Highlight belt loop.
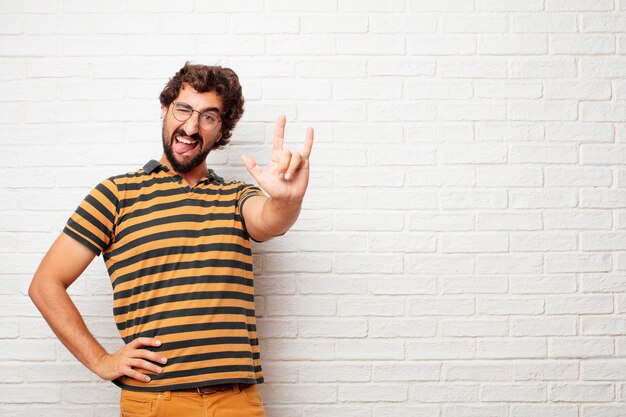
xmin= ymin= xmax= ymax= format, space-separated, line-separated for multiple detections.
xmin=162 ymin=390 xmax=171 ymax=400
xmin=233 ymin=383 xmax=241 ymax=393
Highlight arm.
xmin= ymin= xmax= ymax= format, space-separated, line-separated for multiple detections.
xmin=240 ymin=114 xmax=313 ymax=242
xmin=29 ymin=233 xmax=167 ymax=383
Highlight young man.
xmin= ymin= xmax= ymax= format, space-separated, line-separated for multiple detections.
xmin=29 ymin=62 xmax=313 ymax=416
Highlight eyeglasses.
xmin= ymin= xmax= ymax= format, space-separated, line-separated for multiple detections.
xmin=170 ymin=102 xmax=222 ymax=131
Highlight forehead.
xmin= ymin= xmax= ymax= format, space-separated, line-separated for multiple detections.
xmin=175 ymin=83 xmax=223 ymax=113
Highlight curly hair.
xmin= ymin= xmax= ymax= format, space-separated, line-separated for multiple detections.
xmin=159 ymin=62 xmax=244 ymax=148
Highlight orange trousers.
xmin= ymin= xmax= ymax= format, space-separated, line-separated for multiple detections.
xmin=119 ymin=383 xmax=266 ymax=417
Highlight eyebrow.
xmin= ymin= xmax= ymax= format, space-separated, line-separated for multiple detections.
xmin=176 ymin=102 xmax=221 ymax=114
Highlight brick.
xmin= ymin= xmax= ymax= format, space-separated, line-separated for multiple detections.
xmin=367 ymin=276 xmax=436 ymax=295
xmin=441 ymin=275 xmax=508 ymax=294
xmin=408 ymin=35 xmax=477 ymax=55
xmin=440 ymin=190 xmax=508 ymax=209
xmin=478 ymin=298 xmax=544 ymax=315
xmin=511 ymin=232 xmax=577 ymax=252
xmin=481 ymin=383 xmax=545 ymax=401
xmin=509 ymin=275 xmax=578 ymax=295
xmin=334 ymin=253 xmax=403 ymax=274
xmin=266 ymin=0 xmax=337 ymax=11
xmin=510 ymin=189 xmax=578 ymax=209
xmin=370 ymin=14 xmax=437 ymax=33
xmin=477 ymin=0 xmax=543 ymax=11
xmin=406 ymin=254 xmax=475 ymax=274
xmin=439 ymin=59 xmax=508 ymax=78
xmin=546 ymin=253 xmax=612 ymax=273
xmin=408 ymin=0 xmax=474 ymax=12
xmin=368 ymin=318 xmax=436 ymax=338
xmin=299 ymin=318 xmax=367 ymax=337
xmin=511 ymin=14 xmax=578 ymax=33
xmin=511 ymin=317 xmax=578 ymax=336
xmin=338 ymin=297 xmax=405 ymax=317
xmin=339 ymin=384 xmax=407 ymax=402
xmin=549 ymin=383 xmax=614 ymax=402
xmin=407 ymin=339 xmax=476 ymax=360
xmin=410 ymin=384 xmax=478 ymax=402
xmin=231 ymin=15 xmax=298 ymax=34
xmin=405 ymin=80 xmax=473 ymax=99
xmin=300 ymin=363 xmax=371 ymax=382
xmin=477 ymin=254 xmax=543 ymax=274
xmin=335 ymin=339 xmax=405 ymax=360
xmin=475 ymin=81 xmax=542 ymax=99
xmin=546 ymin=0 xmax=614 ymax=11
xmin=410 ymin=212 xmax=474 ymax=231
xmin=479 ymin=35 xmax=547 ymax=55
xmin=549 ymin=337 xmax=614 ymax=358
xmin=442 ymin=320 xmax=508 ymax=337
xmin=478 ymin=338 xmax=547 ymax=358
xmin=301 ymin=15 xmax=368 ymax=33
xmin=477 ymin=167 xmax=542 ymax=187
xmin=582 ymin=14 xmax=626 ymax=32
xmin=373 ymin=363 xmax=439 ymax=381
xmin=440 ymin=233 xmax=508 ymax=253
xmin=443 ymin=15 xmax=509 ymax=33
xmin=551 ymin=35 xmax=616 ymax=55
xmin=338 ymin=35 xmax=405 ymax=55
xmin=368 ymin=58 xmax=434 ymax=77
xmin=408 ymin=297 xmax=474 ymax=315
xmin=510 ymin=58 xmax=577 ymax=78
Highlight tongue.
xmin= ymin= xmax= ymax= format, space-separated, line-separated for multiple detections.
xmin=174 ymin=139 xmax=197 ymax=154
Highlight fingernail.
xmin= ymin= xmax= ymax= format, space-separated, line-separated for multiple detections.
xmin=278 ymin=173 xmax=284 ymax=179
xmin=155 ymin=340 xmax=161 ymax=346
xmin=156 ymin=367 xmax=162 ymax=373
xmin=161 ymin=358 xmax=167 ymax=364
xmin=145 ymin=377 xmax=151 ymax=382
xmin=284 ymin=172 xmax=291 ymax=180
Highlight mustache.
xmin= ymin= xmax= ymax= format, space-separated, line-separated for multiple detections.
xmin=174 ymin=129 xmax=202 ymax=142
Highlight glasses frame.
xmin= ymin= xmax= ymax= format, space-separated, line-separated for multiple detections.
xmin=170 ymin=101 xmax=222 ymax=132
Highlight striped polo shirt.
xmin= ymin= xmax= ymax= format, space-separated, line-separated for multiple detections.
xmin=63 ymin=159 xmax=265 ymax=392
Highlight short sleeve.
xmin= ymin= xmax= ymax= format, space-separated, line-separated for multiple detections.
xmin=236 ymin=183 xmax=265 ymax=242
xmin=63 ymin=178 xmax=119 ymax=256
xmin=237 ymin=183 xmax=265 ymax=213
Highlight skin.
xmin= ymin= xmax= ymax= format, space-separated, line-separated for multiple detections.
xmin=28 ymin=82 xmax=314 ymax=383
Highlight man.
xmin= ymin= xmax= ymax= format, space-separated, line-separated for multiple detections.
xmin=29 ymin=62 xmax=313 ymax=416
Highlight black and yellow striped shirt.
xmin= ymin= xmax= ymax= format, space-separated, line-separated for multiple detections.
xmin=64 ymin=159 xmax=265 ymax=392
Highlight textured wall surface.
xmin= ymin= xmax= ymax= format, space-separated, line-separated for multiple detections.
xmin=1 ymin=1 xmax=626 ymax=416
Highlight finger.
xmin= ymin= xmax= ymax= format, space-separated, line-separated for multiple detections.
xmin=133 ymin=348 xmax=168 ymax=365
xmin=277 ymin=149 xmax=292 ymax=178
xmin=129 ymin=337 xmax=161 ymax=349
xmin=272 ymin=114 xmax=286 ymax=152
xmin=129 ymin=358 xmax=163 ymax=374
xmin=241 ymin=155 xmax=263 ymax=182
xmin=125 ymin=367 xmax=152 ymax=383
xmin=284 ymin=152 xmax=302 ymax=180
xmin=302 ymin=127 xmax=314 ymax=159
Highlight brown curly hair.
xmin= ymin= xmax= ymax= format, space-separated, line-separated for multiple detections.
xmin=159 ymin=62 xmax=244 ymax=148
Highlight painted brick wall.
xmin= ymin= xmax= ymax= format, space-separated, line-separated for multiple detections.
xmin=1 ymin=1 xmax=626 ymax=416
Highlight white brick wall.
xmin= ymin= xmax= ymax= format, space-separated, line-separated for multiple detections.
xmin=1 ymin=1 xmax=625 ymax=416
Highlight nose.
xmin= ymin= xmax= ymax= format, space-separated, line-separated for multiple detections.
xmin=182 ymin=111 xmax=200 ymax=136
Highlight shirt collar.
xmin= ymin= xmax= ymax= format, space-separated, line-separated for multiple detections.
xmin=142 ymin=159 xmax=224 ymax=183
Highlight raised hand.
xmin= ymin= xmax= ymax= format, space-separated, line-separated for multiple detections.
xmin=241 ymin=114 xmax=314 ymax=202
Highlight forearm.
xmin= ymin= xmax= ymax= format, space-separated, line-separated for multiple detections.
xmin=29 ymin=278 xmax=107 ymax=375
xmin=257 ymin=196 xmax=303 ymax=238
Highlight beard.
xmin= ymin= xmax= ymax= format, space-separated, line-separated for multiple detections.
xmin=162 ymin=125 xmax=213 ymax=174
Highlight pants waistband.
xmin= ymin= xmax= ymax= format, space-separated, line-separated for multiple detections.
xmin=175 ymin=383 xmax=251 ymax=395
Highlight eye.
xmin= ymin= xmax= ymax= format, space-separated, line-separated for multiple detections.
xmin=174 ymin=103 xmax=192 ymax=113
xmin=200 ymin=112 xmax=219 ymax=122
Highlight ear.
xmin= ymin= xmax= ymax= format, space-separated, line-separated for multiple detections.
xmin=161 ymin=105 xmax=168 ymax=119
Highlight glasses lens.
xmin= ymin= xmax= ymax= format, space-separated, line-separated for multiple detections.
xmin=172 ymin=104 xmax=192 ymax=122
xmin=199 ymin=112 xmax=220 ymax=130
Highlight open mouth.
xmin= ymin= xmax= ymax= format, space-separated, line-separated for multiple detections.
xmin=173 ymin=133 xmax=200 ymax=155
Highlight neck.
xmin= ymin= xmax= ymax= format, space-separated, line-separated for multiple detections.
xmin=159 ymin=153 xmax=208 ymax=188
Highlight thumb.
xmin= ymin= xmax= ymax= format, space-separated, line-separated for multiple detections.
xmin=241 ymin=155 xmax=262 ymax=182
